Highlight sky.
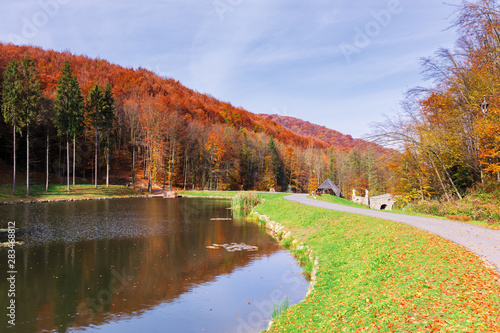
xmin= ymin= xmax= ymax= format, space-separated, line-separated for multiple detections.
xmin=0 ymin=0 xmax=462 ymax=138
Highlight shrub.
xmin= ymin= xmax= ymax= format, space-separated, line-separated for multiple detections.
xmin=402 ymin=190 xmax=500 ymax=224
xmin=231 ymin=192 xmax=261 ymax=210
xmin=446 ymin=215 xmax=472 ymax=222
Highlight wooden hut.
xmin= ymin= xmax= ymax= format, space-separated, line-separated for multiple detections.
xmin=316 ymin=179 xmax=344 ymax=197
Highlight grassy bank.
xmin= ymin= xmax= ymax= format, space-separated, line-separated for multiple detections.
xmin=310 ymin=194 xmax=500 ymax=230
xmin=310 ymin=194 xmax=368 ymax=209
xmin=181 ymin=190 xmax=287 ymax=201
xmin=181 ymin=190 xmax=240 ymax=198
xmin=255 ymin=197 xmax=500 ymax=332
xmin=0 ymin=184 xmax=145 ymax=204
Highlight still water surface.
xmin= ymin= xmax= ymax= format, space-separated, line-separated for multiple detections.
xmin=0 ymin=198 xmax=308 ymax=333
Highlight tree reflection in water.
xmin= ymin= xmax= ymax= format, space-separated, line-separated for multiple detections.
xmin=0 ymin=198 xmax=308 ymax=333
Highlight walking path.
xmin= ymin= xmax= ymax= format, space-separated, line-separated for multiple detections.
xmin=285 ymin=194 xmax=500 ymax=275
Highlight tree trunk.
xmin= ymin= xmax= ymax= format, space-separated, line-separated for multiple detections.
xmin=169 ymin=141 xmax=175 ymax=190
xmin=432 ymin=151 xmax=463 ymax=200
xmin=83 ymin=134 xmax=86 ymax=180
xmin=427 ymin=154 xmax=450 ymax=202
xmin=58 ymin=136 xmax=61 ymax=177
xmin=116 ymin=130 xmax=121 ymax=180
xmin=26 ymin=124 xmax=30 ymax=197
xmin=73 ymin=135 xmax=76 ymax=186
xmin=46 ymin=128 xmax=49 ymax=193
xmin=132 ymin=143 xmax=135 ymax=189
xmin=106 ymin=131 xmax=110 ymax=188
xmin=183 ymin=159 xmax=187 ymax=191
xmin=143 ymin=149 xmax=146 ymax=179
xmin=95 ymin=127 xmax=98 ymax=188
xmin=148 ymin=148 xmax=152 ymax=194
xmin=148 ymin=166 xmax=152 ymax=194
xmin=13 ymin=124 xmax=16 ymax=196
xmin=67 ymin=136 xmax=70 ymax=191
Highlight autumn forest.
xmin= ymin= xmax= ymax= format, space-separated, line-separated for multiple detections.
xmin=0 ymin=43 xmax=393 ymax=197
xmin=2 ymin=1 xmax=500 ymax=205
xmin=372 ymin=0 xmax=500 ymax=204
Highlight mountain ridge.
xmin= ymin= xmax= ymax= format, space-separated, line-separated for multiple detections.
xmin=0 ymin=43 xmax=393 ymax=193
xmin=260 ymin=114 xmax=388 ymax=154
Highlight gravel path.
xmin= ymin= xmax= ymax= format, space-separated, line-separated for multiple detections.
xmin=285 ymin=194 xmax=500 ymax=275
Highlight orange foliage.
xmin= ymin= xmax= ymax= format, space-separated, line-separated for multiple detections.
xmin=0 ymin=43 xmax=327 ymax=151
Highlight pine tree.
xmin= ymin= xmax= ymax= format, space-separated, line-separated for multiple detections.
xmin=40 ymin=95 xmax=55 ymax=192
xmin=86 ymin=83 xmax=104 ymax=188
xmin=54 ymin=60 xmax=84 ymax=191
xmin=19 ymin=54 xmax=42 ymax=196
xmin=5 ymin=54 xmax=43 ymax=197
xmin=1 ymin=60 xmax=22 ymax=195
xmin=101 ymin=83 xmax=116 ymax=188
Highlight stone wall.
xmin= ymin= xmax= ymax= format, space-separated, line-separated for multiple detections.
xmin=352 ymin=195 xmax=369 ymax=206
xmin=369 ymin=194 xmax=395 ymax=210
xmin=352 ymin=193 xmax=395 ymax=210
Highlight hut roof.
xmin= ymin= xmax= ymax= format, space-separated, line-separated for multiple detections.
xmin=317 ymin=179 xmax=343 ymax=197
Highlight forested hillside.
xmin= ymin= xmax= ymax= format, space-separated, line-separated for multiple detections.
xmin=0 ymin=43 xmax=394 ymax=195
xmin=261 ymin=114 xmax=388 ymax=153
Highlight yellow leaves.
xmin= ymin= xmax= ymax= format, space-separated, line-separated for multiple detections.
xmin=476 ymin=107 xmax=500 ymax=174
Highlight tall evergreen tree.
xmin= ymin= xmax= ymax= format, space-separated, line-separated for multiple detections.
xmin=19 ymin=54 xmax=42 ymax=196
xmin=54 ymin=61 xmax=84 ymax=191
xmin=86 ymin=83 xmax=104 ymax=188
xmin=40 ymin=95 xmax=55 ymax=193
xmin=101 ymin=83 xmax=116 ymax=188
xmin=1 ymin=60 xmax=22 ymax=195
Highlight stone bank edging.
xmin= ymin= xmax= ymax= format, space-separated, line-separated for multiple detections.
xmin=251 ymin=211 xmax=320 ymax=331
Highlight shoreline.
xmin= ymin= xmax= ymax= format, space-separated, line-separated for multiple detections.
xmin=250 ymin=211 xmax=319 ymax=331
xmin=4 ymin=190 xmax=499 ymax=331
xmin=0 ymin=184 xmax=150 ymax=206
xmin=254 ymin=196 xmax=500 ymax=332
xmin=181 ymin=195 xmax=234 ymax=200
xmin=0 ymin=194 xmax=148 ymax=206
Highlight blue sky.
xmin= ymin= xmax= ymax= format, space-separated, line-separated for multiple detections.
xmin=0 ymin=0 xmax=461 ymax=138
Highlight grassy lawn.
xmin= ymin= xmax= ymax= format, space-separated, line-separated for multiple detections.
xmin=181 ymin=190 xmax=240 ymax=198
xmin=255 ymin=197 xmax=500 ymax=332
xmin=310 ymin=194 xmax=369 ymax=209
xmin=309 ymin=194 xmax=500 ymax=231
xmin=0 ymin=184 xmax=145 ymax=203
xmin=181 ymin=190 xmax=288 ymax=201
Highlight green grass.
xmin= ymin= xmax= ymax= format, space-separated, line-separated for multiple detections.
xmin=181 ymin=190 xmax=287 ymax=201
xmin=310 ymin=194 xmax=500 ymax=230
xmin=181 ymin=190 xmax=240 ymax=198
xmin=0 ymin=184 xmax=145 ymax=203
xmin=310 ymin=194 xmax=369 ymax=209
xmin=254 ymin=197 xmax=500 ymax=332
xmin=271 ymin=297 xmax=290 ymax=320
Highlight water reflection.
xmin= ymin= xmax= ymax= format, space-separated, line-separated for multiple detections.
xmin=0 ymin=198 xmax=308 ymax=333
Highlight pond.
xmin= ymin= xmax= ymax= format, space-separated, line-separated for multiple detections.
xmin=0 ymin=198 xmax=309 ymax=333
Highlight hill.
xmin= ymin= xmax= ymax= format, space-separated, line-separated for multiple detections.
xmin=0 ymin=43 xmax=394 ymax=194
xmin=0 ymin=43 xmax=327 ymax=150
xmin=260 ymin=114 xmax=387 ymax=154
